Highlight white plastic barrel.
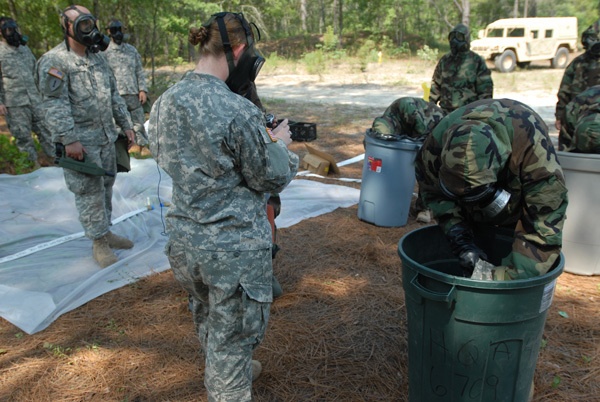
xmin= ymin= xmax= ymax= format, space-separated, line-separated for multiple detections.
xmin=557 ymin=151 xmax=600 ymax=275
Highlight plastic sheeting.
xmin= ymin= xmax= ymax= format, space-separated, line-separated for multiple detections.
xmin=0 ymin=158 xmax=360 ymax=334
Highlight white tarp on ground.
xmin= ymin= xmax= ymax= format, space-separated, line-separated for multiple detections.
xmin=0 ymin=158 xmax=360 ymax=334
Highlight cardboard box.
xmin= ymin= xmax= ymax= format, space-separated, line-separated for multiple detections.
xmin=302 ymin=153 xmax=330 ymax=175
xmin=302 ymin=144 xmax=340 ymax=176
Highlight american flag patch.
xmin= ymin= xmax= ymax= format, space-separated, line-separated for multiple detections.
xmin=48 ymin=67 xmax=64 ymax=80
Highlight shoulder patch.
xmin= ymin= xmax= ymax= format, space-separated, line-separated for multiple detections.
xmin=48 ymin=67 xmax=64 ymax=80
xmin=264 ymin=127 xmax=277 ymax=142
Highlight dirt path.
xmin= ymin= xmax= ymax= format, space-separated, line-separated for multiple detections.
xmin=255 ymin=61 xmax=562 ymax=137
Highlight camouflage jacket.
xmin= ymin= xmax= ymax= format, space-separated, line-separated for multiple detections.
xmin=371 ymin=97 xmax=445 ymax=139
xmin=0 ymin=41 xmax=41 ymax=107
xmin=565 ymin=84 xmax=600 ymax=153
xmin=104 ymin=41 xmax=148 ymax=96
xmin=148 ymin=72 xmax=299 ymax=251
xmin=35 ymin=42 xmax=132 ymax=146
xmin=555 ymin=51 xmax=600 ymax=124
xmin=416 ymin=98 xmax=568 ymax=279
xmin=429 ymin=50 xmax=493 ymax=114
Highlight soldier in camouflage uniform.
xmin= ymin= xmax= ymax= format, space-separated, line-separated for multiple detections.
xmin=370 ymin=96 xmax=445 ymax=139
xmin=148 ymin=12 xmax=298 ymax=401
xmin=430 ymin=24 xmax=493 ymax=114
xmin=556 ymin=26 xmax=600 ymax=151
xmin=370 ymin=96 xmax=445 ymax=223
xmin=416 ymin=98 xmax=568 ymax=280
xmin=104 ymin=19 xmax=149 ymax=149
xmin=564 ymin=84 xmax=600 ymax=153
xmin=36 ymin=5 xmax=135 ymax=268
xmin=0 ymin=17 xmax=54 ymax=166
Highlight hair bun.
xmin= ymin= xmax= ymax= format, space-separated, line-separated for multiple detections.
xmin=189 ymin=26 xmax=208 ymax=46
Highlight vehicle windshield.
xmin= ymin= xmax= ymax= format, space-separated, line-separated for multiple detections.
xmin=487 ymin=28 xmax=504 ymax=37
xmin=507 ymin=28 xmax=525 ymax=37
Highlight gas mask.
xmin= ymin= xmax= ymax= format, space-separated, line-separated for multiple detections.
xmin=584 ymin=35 xmax=600 ymax=58
xmin=440 ymin=180 xmax=511 ymax=219
xmin=62 ymin=6 xmax=110 ymax=53
xmin=449 ymin=31 xmax=469 ymax=54
xmin=211 ymin=12 xmax=265 ymax=95
xmin=107 ymin=20 xmax=124 ymax=45
xmin=0 ymin=19 xmax=28 ymax=47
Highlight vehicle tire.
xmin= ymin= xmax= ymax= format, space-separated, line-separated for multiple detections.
xmin=517 ymin=61 xmax=531 ymax=69
xmin=552 ymin=47 xmax=569 ymax=69
xmin=494 ymin=50 xmax=517 ymax=73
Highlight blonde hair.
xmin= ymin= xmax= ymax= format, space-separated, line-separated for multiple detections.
xmin=189 ymin=13 xmax=247 ymax=57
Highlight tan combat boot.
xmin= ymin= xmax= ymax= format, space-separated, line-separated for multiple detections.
xmin=93 ymin=235 xmax=118 ymax=268
xmin=106 ymin=231 xmax=134 ymax=249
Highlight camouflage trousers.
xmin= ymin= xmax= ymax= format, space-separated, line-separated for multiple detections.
xmin=63 ymin=141 xmax=116 ymax=240
xmin=122 ymin=94 xmax=148 ymax=146
xmin=166 ymin=240 xmax=272 ymax=402
xmin=5 ymin=104 xmax=54 ymax=161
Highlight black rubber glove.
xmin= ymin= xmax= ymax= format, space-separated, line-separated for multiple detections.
xmin=446 ymin=223 xmax=488 ymax=277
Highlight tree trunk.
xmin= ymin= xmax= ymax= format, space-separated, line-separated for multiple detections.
xmin=461 ymin=0 xmax=470 ymax=26
xmin=513 ymin=0 xmax=519 ymax=18
xmin=300 ymin=0 xmax=307 ymax=32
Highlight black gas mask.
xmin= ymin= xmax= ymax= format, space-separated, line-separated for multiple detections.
xmin=440 ymin=180 xmax=511 ymax=219
xmin=107 ymin=20 xmax=124 ymax=45
xmin=211 ymin=12 xmax=265 ymax=95
xmin=583 ymin=34 xmax=600 ymax=58
xmin=0 ymin=18 xmax=28 ymax=47
xmin=62 ymin=6 xmax=110 ymax=53
xmin=449 ymin=31 xmax=469 ymax=54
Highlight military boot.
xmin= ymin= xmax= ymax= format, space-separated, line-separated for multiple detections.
xmin=251 ymin=360 xmax=262 ymax=381
xmin=106 ymin=231 xmax=134 ymax=249
xmin=93 ymin=235 xmax=118 ymax=268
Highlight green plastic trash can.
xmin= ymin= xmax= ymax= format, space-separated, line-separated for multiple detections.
xmin=398 ymin=225 xmax=563 ymax=402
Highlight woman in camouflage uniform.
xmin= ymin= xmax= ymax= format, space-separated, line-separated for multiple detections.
xmin=148 ymin=12 xmax=298 ymax=402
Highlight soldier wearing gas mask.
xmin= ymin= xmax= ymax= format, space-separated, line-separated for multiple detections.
xmin=148 ymin=11 xmax=298 ymax=401
xmin=0 ymin=17 xmax=54 ymax=166
xmin=104 ymin=19 xmax=149 ymax=153
xmin=556 ymin=25 xmax=600 ymax=151
xmin=430 ymin=23 xmax=493 ymax=114
xmin=35 ymin=5 xmax=136 ymax=268
xmin=416 ymin=98 xmax=568 ymax=280
xmin=563 ymin=84 xmax=600 ymax=153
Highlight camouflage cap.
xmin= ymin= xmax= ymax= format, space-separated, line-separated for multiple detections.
xmin=574 ymin=114 xmax=600 ymax=153
xmin=439 ymin=120 xmax=510 ymax=197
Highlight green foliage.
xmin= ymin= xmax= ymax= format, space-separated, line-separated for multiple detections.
xmin=0 ymin=135 xmax=36 ymax=175
xmin=416 ymin=45 xmax=439 ymax=62
xmin=302 ymin=49 xmax=326 ymax=75
xmin=356 ymin=39 xmax=379 ymax=72
xmin=322 ymin=26 xmax=339 ymax=52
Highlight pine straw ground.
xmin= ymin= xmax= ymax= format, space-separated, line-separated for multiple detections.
xmin=1 ymin=84 xmax=600 ymax=402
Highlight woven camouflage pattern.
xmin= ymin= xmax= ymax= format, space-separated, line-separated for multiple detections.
xmin=565 ymin=84 xmax=600 ymax=153
xmin=0 ymin=41 xmax=53 ymax=160
xmin=416 ymin=98 xmax=568 ymax=279
xmin=556 ymin=51 xmax=600 ymax=150
xmin=36 ymin=41 xmax=133 ymax=240
xmin=430 ymin=25 xmax=493 ymax=114
xmin=371 ymin=97 xmax=445 ymax=139
xmin=148 ymin=71 xmax=298 ymax=400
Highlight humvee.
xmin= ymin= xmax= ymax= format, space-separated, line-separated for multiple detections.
xmin=471 ymin=17 xmax=578 ymax=73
